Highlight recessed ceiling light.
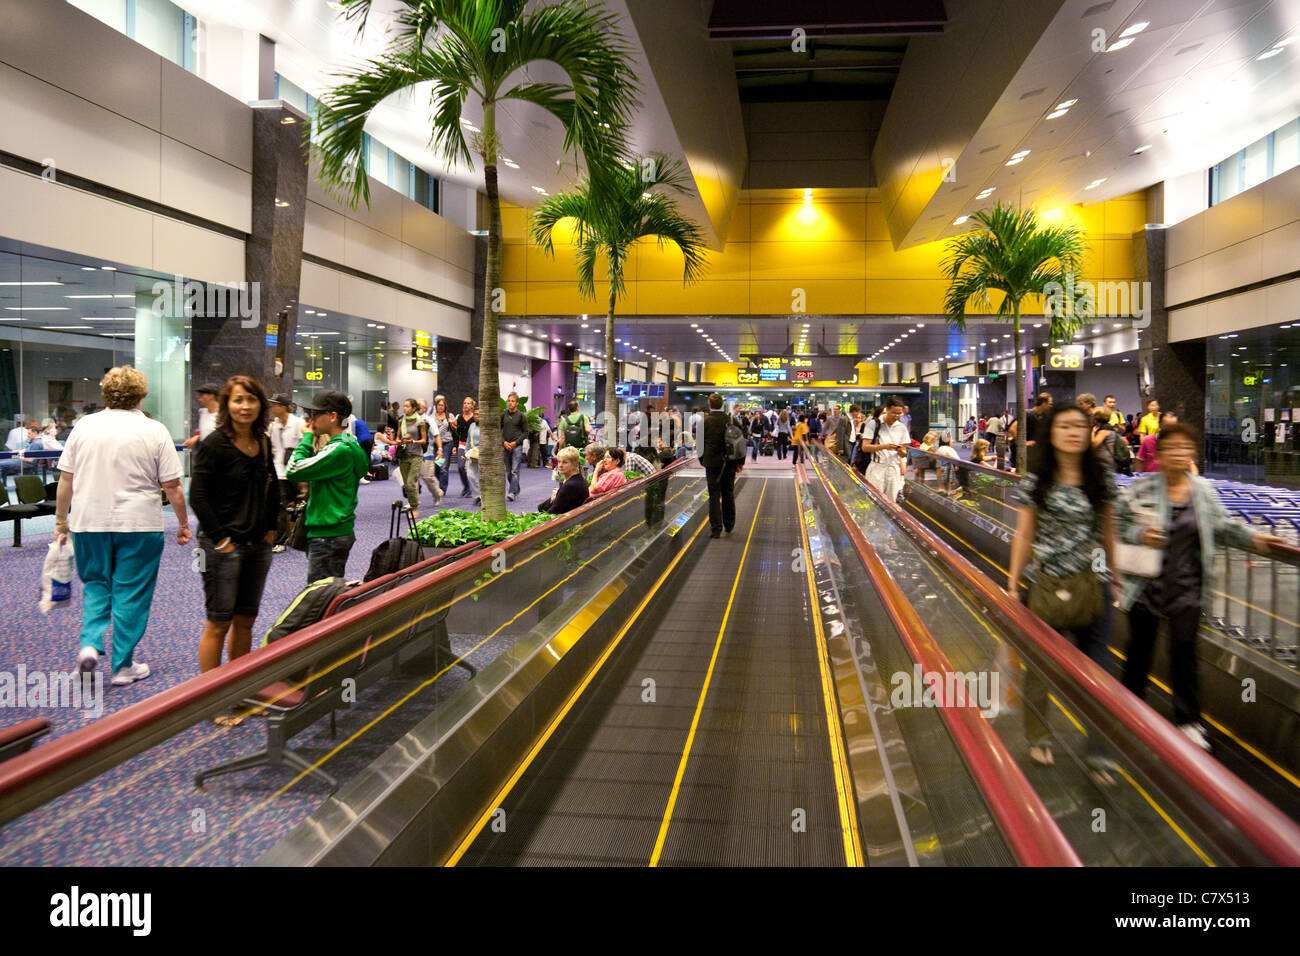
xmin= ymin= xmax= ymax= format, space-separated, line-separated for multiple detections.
xmin=1119 ymin=21 xmax=1149 ymax=39
xmin=1085 ymin=178 xmax=1107 ymax=189
xmin=100 ymin=266 xmax=116 ymax=271
xmin=1011 ymin=150 xmax=1031 ymax=159
xmin=1257 ymin=48 xmax=1283 ymax=60
xmin=1132 ymin=144 xmax=1152 ymax=154
xmin=975 ymin=188 xmax=995 ymax=199
xmin=1106 ymin=37 xmax=1134 ymax=52
xmin=1054 ymin=99 xmax=1078 ymax=110
xmin=1005 ymin=157 xmax=1024 ymax=166
xmin=531 ymin=186 xmax=547 ymax=194
xmin=1046 ymin=108 xmax=1069 ymax=120
xmin=502 ymin=158 xmax=519 ymax=169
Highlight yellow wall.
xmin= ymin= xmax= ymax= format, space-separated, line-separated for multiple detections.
xmin=499 ymin=188 xmax=1145 ymax=317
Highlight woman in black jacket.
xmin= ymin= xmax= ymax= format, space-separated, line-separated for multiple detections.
xmin=540 ymin=446 xmax=589 ymax=515
xmin=190 ymin=375 xmax=280 ymax=687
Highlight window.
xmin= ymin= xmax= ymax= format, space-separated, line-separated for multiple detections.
xmin=1209 ymin=116 xmax=1300 ymax=205
xmin=66 ymin=0 xmax=196 ymax=71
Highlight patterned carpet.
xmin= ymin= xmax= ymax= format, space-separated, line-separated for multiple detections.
xmin=0 ymin=462 xmax=560 ymax=865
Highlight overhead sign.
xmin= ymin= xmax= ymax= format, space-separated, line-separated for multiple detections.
xmin=947 ymin=376 xmax=988 ymax=385
xmin=411 ymin=345 xmax=434 ymax=360
xmin=411 ymin=358 xmax=435 ymax=372
xmin=1047 ymin=345 xmax=1086 ymax=370
xmin=745 ymin=354 xmax=861 ymax=383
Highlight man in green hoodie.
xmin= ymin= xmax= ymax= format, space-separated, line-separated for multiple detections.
xmin=288 ymin=389 xmax=371 ymax=583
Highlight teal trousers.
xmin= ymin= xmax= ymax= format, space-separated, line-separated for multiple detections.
xmin=72 ymin=531 xmax=165 ymax=672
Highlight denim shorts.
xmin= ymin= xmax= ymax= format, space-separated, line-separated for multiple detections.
xmin=199 ymin=534 xmax=273 ymax=623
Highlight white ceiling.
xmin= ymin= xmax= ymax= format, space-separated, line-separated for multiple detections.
xmin=893 ymin=0 xmax=1300 ymax=247
xmin=177 ymin=0 xmax=726 ymax=241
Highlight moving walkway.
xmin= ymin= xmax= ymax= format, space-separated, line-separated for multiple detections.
xmin=1 ymin=453 xmax=1298 ymax=866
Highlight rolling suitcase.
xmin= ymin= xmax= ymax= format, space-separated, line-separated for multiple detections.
xmin=364 ymin=501 xmax=425 ymax=582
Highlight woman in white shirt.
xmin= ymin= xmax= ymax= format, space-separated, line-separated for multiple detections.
xmin=55 ymin=366 xmax=191 ymax=686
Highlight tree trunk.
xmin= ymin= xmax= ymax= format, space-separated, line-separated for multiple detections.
xmin=477 ymin=102 xmax=507 ymax=522
xmin=604 ymin=283 xmax=617 ymax=446
xmin=1013 ymin=300 xmax=1027 ymax=473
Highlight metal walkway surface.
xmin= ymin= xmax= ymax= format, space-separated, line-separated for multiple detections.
xmin=453 ymin=473 xmax=852 ymax=866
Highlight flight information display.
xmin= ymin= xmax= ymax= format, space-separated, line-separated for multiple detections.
xmin=744 ymin=354 xmax=861 ymax=384
xmin=616 ymin=382 xmax=666 ymax=398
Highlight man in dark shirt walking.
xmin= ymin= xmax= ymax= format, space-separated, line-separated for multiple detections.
xmin=501 ymin=391 xmax=528 ymax=501
xmin=700 ymin=393 xmax=737 ymax=538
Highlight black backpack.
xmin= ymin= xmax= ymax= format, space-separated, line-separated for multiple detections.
xmin=365 ymin=501 xmax=425 ymax=582
xmin=263 ymin=577 xmax=354 ymax=645
xmin=562 ymin=413 xmax=587 ymax=449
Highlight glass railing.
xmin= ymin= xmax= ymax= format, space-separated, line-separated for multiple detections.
xmin=808 ymin=446 xmax=1300 ymax=865
xmin=0 ymin=463 xmax=705 ymax=865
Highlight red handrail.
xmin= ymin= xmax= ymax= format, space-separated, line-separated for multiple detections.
xmin=0 ymin=460 xmax=692 ymax=823
xmin=800 ymin=459 xmax=1082 ymax=866
xmin=822 ymin=448 xmax=1300 ymax=866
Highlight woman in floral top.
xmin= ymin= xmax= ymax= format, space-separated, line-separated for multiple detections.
xmin=1007 ymin=403 xmax=1120 ymax=782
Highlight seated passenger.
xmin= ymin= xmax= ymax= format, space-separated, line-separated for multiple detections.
xmin=583 ymin=443 xmax=605 ymax=483
xmin=540 ymin=446 xmax=589 ymax=515
xmin=590 ymin=447 xmax=628 ymax=497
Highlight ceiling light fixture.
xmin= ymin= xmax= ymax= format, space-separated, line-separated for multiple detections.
xmin=1085 ymin=178 xmax=1107 ymax=189
xmin=1256 ymin=48 xmax=1283 ymax=60
xmin=1046 ymin=108 xmax=1069 ymax=120
xmin=1132 ymin=144 xmax=1152 ymax=154
xmin=1119 ymin=21 xmax=1149 ymax=39
xmin=953 ymin=216 xmax=969 ymax=226
xmin=1106 ymin=37 xmax=1134 ymax=52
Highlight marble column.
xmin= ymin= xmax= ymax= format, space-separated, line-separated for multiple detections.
xmin=189 ymin=100 xmax=308 ymax=406
xmin=1135 ymin=225 xmax=1205 ymax=425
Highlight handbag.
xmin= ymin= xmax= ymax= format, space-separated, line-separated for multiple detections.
xmin=1113 ymin=496 xmax=1163 ymax=578
xmin=466 ymin=445 xmax=479 ymax=460
xmin=1028 ymin=566 xmax=1103 ymax=631
xmin=288 ymin=499 xmax=308 ymax=552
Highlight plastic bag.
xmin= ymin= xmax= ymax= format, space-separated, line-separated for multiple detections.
xmin=39 ymin=539 xmax=74 ymax=612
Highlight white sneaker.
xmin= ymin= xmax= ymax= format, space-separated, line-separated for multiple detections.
xmin=507 ymin=493 xmax=516 ymax=501
xmin=359 ymin=477 xmax=370 ymax=485
xmin=111 ymin=662 xmax=151 ymax=686
xmin=77 ymin=646 xmax=98 ymax=674
xmin=271 ymin=544 xmax=286 ymax=553
xmin=1178 ymin=723 xmax=1211 ymax=752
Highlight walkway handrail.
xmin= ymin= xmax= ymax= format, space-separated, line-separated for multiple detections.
xmin=0 ymin=459 xmax=691 ymax=827
xmin=817 ymin=442 xmax=1300 ymax=865
xmin=801 ymin=455 xmax=1082 ymax=866
xmin=914 ymin=448 xmax=1300 ymax=566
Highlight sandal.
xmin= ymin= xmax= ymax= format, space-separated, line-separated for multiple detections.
xmin=1028 ymin=744 xmax=1054 ymax=766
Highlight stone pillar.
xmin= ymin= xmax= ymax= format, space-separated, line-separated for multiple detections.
xmin=435 ymin=236 xmax=486 ymax=409
xmin=188 ymin=99 xmax=308 ymax=403
xmin=1135 ymin=225 xmax=1205 ymax=425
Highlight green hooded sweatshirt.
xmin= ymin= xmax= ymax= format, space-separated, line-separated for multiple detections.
xmin=286 ymin=431 xmax=370 ymax=537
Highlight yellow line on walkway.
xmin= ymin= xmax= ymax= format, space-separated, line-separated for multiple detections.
xmin=795 ymin=477 xmax=862 ymax=866
xmin=445 ymin=518 xmax=710 ymax=865
xmin=649 ymin=479 xmax=768 ymax=867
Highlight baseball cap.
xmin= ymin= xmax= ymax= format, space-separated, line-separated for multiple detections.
xmin=268 ymin=393 xmax=293 ymax=408
xmin=300 ymin=389 xmax=351 ymax=420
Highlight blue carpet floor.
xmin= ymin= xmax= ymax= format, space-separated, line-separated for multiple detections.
xmin=0 ymin=464 xmax=560 ymax=865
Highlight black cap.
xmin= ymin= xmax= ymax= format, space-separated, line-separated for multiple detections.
xmin=301 ymin=389 xmax=351 ymax=420
xmin=268 ymin=393 xmax=293 ymax=408
xmin=196 ymin=382 xmax=221 ymax=396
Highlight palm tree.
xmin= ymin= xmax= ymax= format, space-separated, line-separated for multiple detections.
xmin=942 ymin=202 xmax=1088 ymax=471
xmin=530 ymin=155 xmax=707 ymax=444
xmin=315 ymin=0 xmax=639 ymax=520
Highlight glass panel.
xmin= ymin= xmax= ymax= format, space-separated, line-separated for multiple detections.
xmin=1241 ymin=136 xmax=1269 ymax=192
xmin=368 ymin=138 xmax=391 ymax=188
xmin=0 ymin=468 xmax=705 ymax=864
xmin=811 ymin=453 xmax=1226 ymax=864
xmin=1275 ymin=118 xmax=1300 ymax=176
xmin=132 ymin=0 xmax=185 ymax=67
xmin=391 ymin=154 xmax=413 ymax=199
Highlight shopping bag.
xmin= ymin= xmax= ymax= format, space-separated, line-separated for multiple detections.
xmin=39 ymin=539 xmax=74 ymax=612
